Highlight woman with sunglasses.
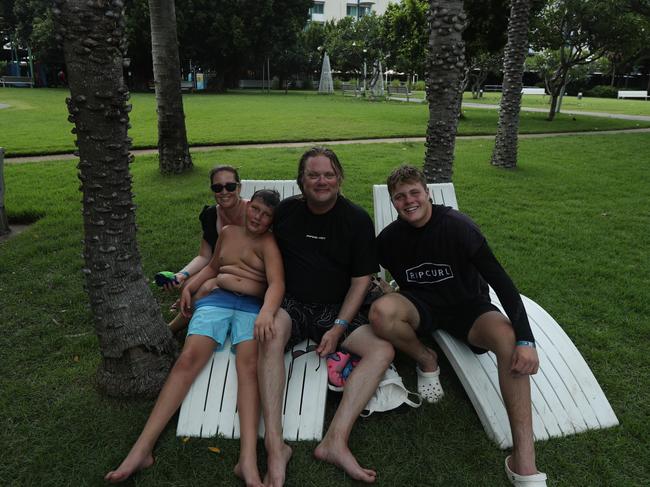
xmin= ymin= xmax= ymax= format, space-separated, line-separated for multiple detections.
xmin=167 ymin=165 xmax=248 ymax=332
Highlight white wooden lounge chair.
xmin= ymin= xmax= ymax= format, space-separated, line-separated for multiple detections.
xmin=177 ymin=180 xmax=329 ymax=441
xmin=373 ymin=183 xmax=619 ymax=448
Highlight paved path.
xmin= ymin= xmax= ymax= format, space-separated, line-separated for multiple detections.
xmin=5 ymin=127 xmax=650 ymax=164
xmin=387 ymin=96 xmax=426 ymax=103
xmin=463 ymin=102 xmax=650 ymax=121
xmin=388 ymin=96 xmax=650 ymax=122
xmin=0 ymin=224 xmax=29 ymax=243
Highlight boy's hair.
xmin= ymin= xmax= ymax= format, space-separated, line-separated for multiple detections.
xmin=296 ymin=146 xmax=344 ymax=192
xmin=251 ymin=189 xmax=281 ymax=210
xmin=387 ymin=164 xmax=428 ymax=197
xmin=209 ymin=165 xmax=241 ymax=183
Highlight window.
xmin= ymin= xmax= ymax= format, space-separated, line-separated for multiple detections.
xmin=310 ymin=2 xmax=324 ymax=14
xmin=346 ymin=4 xmax=371 ymax=17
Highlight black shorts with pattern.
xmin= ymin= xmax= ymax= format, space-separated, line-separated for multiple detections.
xmin=282 ymin=293 xmax=369 ymax=349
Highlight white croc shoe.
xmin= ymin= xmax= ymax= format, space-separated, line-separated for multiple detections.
xmin=505 ymin=456 xmax=547 ymax=487
xmin=415 ymin=366 xmax=444 ymax=403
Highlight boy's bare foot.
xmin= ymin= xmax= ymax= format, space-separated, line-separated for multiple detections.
xmin=168 ymin=312 xmax=189 ymax=334
xmin=104 ymin=448 xmax=154 ymax=483
xmin=263 ymin=443 xmax=292 ymax=487
xmin=314 ymin=440 xmax=376 ymax=483
xmin=235 ymin=459 xmax=264 ymax=487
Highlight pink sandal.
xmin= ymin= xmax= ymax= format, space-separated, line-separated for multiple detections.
xmin=326 ymin=351 xmax=350 ymax=391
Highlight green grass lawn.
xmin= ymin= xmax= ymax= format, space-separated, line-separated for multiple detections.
xmin=462 ymin=91 xmax=650 ymax=116
xmin=2 ymin=133 xmax=649 ymax=486
xmin=2 ymin=87 xmax=650 ymax=156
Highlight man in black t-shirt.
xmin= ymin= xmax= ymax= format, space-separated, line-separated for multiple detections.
xmin=256 ymin=147 xmax=393 ymax=486
xmin=370 ymin=165 xmax=547 ymax=487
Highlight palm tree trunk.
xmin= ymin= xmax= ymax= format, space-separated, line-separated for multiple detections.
xmin=55 ymin=0 xmax=177 ymax=397
xmin=149 ymin=0 xmax=193 ymax=174
xmin=423 ymin=0 xmax=467 ymax=183
xmin=490 ymin=0 xmax=532 ymax=169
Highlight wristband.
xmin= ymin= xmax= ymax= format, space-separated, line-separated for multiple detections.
xmin=334 ymin=318 xmax=349 ymax=330
xmin=516 ymin=340 xmax=536 ymax=348
xmin=179 ymin=271 xmax=190 ymax=278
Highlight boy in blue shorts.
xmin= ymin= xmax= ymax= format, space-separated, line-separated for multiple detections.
xmin=106 ymin=190 xmax=284 ymax=487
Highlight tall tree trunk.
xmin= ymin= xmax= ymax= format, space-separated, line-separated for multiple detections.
xmin=490 ymin=0 xmax=532 ymax=169
xmin=423 ymin=0 xmax=467 ymax=183
xmin=149 ymin=0 xmax=193 ymax=174
xmin=0 ymin=147 xmax=10 ymax=236
xmin=547 ymin=92 xmax=560 ymax=121
xmin=54 ymin=0 xmax=177 ymax=397
xmin=546 ymin=69 xmax=568 ymax=121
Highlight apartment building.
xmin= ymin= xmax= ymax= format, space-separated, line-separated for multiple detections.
xmin=309 ymin=0 xmax=394 ymax=22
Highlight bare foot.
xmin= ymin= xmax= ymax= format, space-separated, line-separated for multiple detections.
xmin=168 ymin=312 xmax=189 ymax=334
xmin=314 ymin=440 xmax=376 ymax=483
xmin=263 ymin=443 xmax=292 ymax=487
xmin=235 ymin=460 xmax=264 ymax=487
xmin=104 ymin=447 xmax=154 ymax=483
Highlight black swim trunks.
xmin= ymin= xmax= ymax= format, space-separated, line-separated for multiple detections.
xmin=399 ymin=289 xmax=500 ymax=354
xmin=282 ymin=294 xmax=369 ymax=349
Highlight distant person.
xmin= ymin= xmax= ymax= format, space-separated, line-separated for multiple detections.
xmin=370 ymin=165 xmax=547 ymax=487
xmin=165 ymin=165 xmax=249 ymax=332
xmin=105 ymin=190 xmax=284 ymax=487
xmin=57 ymin=69 xmax=66 ymax=86
xmin=256 ymin=147 xmax=394 ymax=486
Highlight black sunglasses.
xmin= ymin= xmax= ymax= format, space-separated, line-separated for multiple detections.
xmin=291 ymin=344 xmax=318 ymax=360
xmin=211 ymin=182 xmax=239 ymax=193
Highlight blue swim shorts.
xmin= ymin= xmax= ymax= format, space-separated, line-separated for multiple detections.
xmin=188 ymin=288 xmax=263 ymax=350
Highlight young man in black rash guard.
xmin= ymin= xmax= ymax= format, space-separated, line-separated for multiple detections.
xmin=255 ymin=147 xmax=394 ymax=486
xmin=369 ymin=165 xmax=547 ymax=487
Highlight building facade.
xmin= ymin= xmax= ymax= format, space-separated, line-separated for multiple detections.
xmin=309 ymin=0 xmax=394 ymax=23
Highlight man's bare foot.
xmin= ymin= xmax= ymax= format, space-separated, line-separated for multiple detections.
xmin=314 ymin=440 xmax=376 ymax=483
xmin=234 ymin=459 xmax=264 ymax=487
xmin=263 ymin=443 xmax=292 ymax=487
xmin=104 ymin=448 xmax=154 ymax=483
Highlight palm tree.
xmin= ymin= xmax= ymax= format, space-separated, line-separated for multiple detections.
xmin=491 ymin=0 xmax=532 ymax=168
xmin=55 ymin=0 xmax=177 ymax=396
xmin=423 ymin=0 xmax=467 ymax=183
xmin=149 ymin=0 xmax=193 ymax=174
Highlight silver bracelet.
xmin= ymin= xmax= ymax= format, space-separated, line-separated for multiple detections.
xmin=516 ymin=340 xmax=536 ymax=348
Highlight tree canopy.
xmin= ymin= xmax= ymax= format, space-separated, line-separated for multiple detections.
xmin=5 ymin=0 xmax=650 ymax=91
xmin=381 ymin=0 xmax=427 ymax=80
xmin=529 ymin=0 xmax=647 ymax=118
